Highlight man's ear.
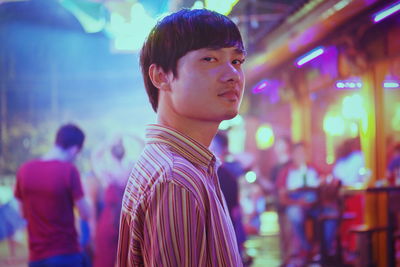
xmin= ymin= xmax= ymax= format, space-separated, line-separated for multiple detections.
xmin=149 ymin=64 xmax=171 ymax=91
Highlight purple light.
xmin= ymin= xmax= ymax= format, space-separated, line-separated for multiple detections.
xmin=296 ymin=46 xmax=324 ymax=67
xmin=252 ymin=79 xmax=282 ymax=103
xmin=252 ymin=80 xmax=269 ymax=94
xmin=373 ymin=1 xmax=400 ymax=23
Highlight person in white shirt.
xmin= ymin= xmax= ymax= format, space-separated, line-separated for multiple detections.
xmin=277 ymin=143 xmax=337 ymax=262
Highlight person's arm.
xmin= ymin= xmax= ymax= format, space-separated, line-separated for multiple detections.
xmin=276 ymin=168 xmax=310 ymax=207
xmin=276 ymin=166 xmax=294 ymax=206
xmin=70 ymin=166 xmax=91 ymax=222
xmin=278 ymin=188 xmax=294 ymax=206
xmin=84 ymin=173 xmax=100 ymax=234
xmin=278 ymin=188 xmax=311 ymax=207
xmin=76 ymin=197 xmax=90 ymax=221
xmin=144 ymin=181 xmax=207 ymax=267
xmin=14 ymin=168 xmax=26 ymax=218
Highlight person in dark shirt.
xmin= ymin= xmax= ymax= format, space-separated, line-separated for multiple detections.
xmin=211 ymin=131 xmax=250 ymax=265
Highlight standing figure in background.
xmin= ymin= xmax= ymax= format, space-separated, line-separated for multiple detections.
xmin=270 ymin=136 xmax=292 ymax=265
xmin=117 ymin=8 xmax=246 ymax=266
xmin=0 ymin=181 xmax=26 ymax=262
xmin=270 ymin=136 xmax=292 ymax=186
xmin=92 ymin=136 xmax=143 ymax=267
xmin=210 ymin=131 xmax=250 ymax=265
xmin=15 ymin=124 xmax=90 ymax=267
xmin=269 ymin=136 xmax=293 ymax=211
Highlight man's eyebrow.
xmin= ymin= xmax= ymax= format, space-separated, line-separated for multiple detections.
xmin=204 ymin=47 xmax=246 ymax=56
xmin=234 ymin=48 xmax=246 ymax=56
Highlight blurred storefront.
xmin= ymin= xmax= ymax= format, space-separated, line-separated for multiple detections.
xmin=243 ymin=0 xmax=400 ymax=266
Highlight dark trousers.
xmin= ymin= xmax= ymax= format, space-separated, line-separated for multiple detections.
xmin=29 ymin=253 xmax=84 ymax=267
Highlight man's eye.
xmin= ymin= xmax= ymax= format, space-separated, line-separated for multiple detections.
xmin=232 ymin=59 xmax=245 ymax=65
xmin=202 ymin=57 xmax=216 ymax=62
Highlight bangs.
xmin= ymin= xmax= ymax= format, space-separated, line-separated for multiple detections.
xmin=151 ymin=9 xmax=245 ymax=74
xmin=184 ymin=11 xmax=244 ymax=52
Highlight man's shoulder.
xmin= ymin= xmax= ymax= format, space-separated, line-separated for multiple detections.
xmin=142 ymin=142 xmax=202 ymax=174
xmin=136 ymin=143 xmax=207 ymax=195
xmin=137 ymin=143 xmax=175 ymax=174
xmin=18 ymin=159 xmax=77 ymax=174
xmin=123 ymin=145 xmax=207 ymax=213
xmin=19 ymin=158 xmax=40 ymax=166
xmin=18 ymin=159 xmax=42 ymax=173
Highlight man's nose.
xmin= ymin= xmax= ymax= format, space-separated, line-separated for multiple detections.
xmin=220 ymin=63 xmax=242 ymax=83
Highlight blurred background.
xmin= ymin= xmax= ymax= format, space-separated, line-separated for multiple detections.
xmin=1 ymin=0 xmax=400 ymax=266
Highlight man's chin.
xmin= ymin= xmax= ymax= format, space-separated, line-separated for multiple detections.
xmin=222 ymin=110 xmax=239 ymax=121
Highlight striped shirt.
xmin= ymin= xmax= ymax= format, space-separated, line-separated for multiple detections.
xmin=117 ymin=124 xmax=242 ymax=267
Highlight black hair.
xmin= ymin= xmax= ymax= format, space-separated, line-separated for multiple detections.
xmin=55 ymin=124 xmax=85 ymax=150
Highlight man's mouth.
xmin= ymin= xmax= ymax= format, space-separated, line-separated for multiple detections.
xmin=218 ymin=89 xmax=240 ymax=101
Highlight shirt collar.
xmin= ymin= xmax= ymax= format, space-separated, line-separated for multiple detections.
xmin=145 ymin=124 xmax=216 ymax=169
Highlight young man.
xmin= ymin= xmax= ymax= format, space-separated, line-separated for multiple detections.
xmin=117 ymin=9 xmax=246 ymax=267
xmin=15 ymin=124 xmax=90 ymax=267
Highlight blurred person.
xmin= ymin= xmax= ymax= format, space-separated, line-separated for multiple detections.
xmin=210 ymin=131 xmax=251 ymax=265
xmin=277 ymin=142 xmax=337 ymax=264
xmin=271 ymin=136 xmax=292 ymax=185
xmin=269 ymin=136 xmax=293 ymax=210
xmin=269 ymin=136 xmax=293 ymax=264
xmin=333 ymin=138 xmax=366 ymax=187
xmin=387 ymin=143 xmax=400 ymax=255
xmin=332 ymin=138 xmax=365 ymax=256
xmin=386 ymin=135 xmax=396 ymax=168
xmin=387 ymin=143 xmax=400 ymax=183
xmin=254 ymin=137 xmax=292 ymax=211
xmin=15 ymin=124 xmax=90 ymax=267
xmin=90 ymin=136 xmax=143 ymax=267
xmin=240 ymin=182 xmax=266 ymax=235
xmin=0 ymin=181 xmax=26 ymax=261
xmin=117 ymin=9 xmax=246 ymax=267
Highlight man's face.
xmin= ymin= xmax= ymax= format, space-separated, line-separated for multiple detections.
xmin=164 ymin=46 xmax=245 ymax=122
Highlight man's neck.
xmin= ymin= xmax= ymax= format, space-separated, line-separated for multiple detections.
xmin=42 ymin=146 xmax=72 ymax=162
xmin=157 ymin=114 xmax=219 ymax=148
